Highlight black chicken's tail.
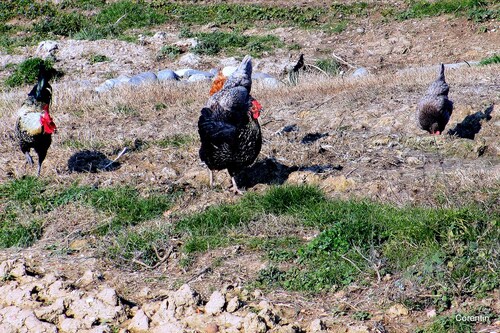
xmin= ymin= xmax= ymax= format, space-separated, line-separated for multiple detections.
xmin=28 ymin=65 xmax=53 ymax=105
xmin=438 ymin=63 xmax=445 ymax=81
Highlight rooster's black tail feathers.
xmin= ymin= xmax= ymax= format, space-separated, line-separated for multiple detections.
xmin=28 ymin=65 xmax=53 ymax=105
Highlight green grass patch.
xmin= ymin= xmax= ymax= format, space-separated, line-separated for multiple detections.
xmin=0 ymin=176 xmax=52 ymax=211
xmin=108 ymin=225 xmax=171 ymax=266
xmin=52 ymin=184 xmax=174 ymax=235
xmin=398 ymin=0 xmax=498 ymax=21
xmin=479 ymin=54 xmax=500 ymax=65
xmin=87 ymin=53 xmax=111 ymax=64
xmin=112 ymin=104 xmax=138 ymax=116
xmin=33 ymin=11 xmax=87 ymax=37
xmin=0 ymin=177 xmax=50 ymax=248
xmin=155 ymin=134 xmax=194 ymax=148
xmin=247 ymin=236 xmax=302 ymax=262
xmin=61 ymin=0 xmax=107 ymax=11
xmin=314 ymin=58 xmax=342 ymax=75
xmin=156 ymin=45 xmax=182 ymax=61
xmin=171 ymin=185 xmax=497 ymax=299
xmin=0 ymin=216 xmax=43 ymax=248
xmin=153 ymin=2 xmax=369 ymax=29
xmin=0 ymin=177 xmax=175 ymax=248
xmin=416 ymin=313 xmax=474 ymax=333
xmin=0 ymin=0 xmax=55 ymax=23
xmin=85 ymin=187 xmax=172 ymax=234
xmin=190 ymin=30 xmax=284 ymax=57
xmin=4 ymin=57 xmax=57 ymax=88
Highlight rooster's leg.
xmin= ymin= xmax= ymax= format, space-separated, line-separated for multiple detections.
xmin=36 ymin=149 xmax=47 ymax=177
xmin=230 ymin=177 xmax=243 ymax=195
xmin=208 ymin=169 xmax=214 ymax=187
xmin=37 ymin=162 xmax=43 ymax=177
xmin=24 ymin=152 xmax=34 ymax=166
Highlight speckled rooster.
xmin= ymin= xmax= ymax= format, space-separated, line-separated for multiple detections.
xmin=15 ymin=66 xmax=57 ymax=176
xmin=198 ymin=55 xmax=263 ymax=194
xmin=417 ymin=64 xmax=453 ymax=135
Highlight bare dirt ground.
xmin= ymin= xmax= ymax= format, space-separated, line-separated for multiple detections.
xmin=0 ymin=7 xmax=499 ymax=333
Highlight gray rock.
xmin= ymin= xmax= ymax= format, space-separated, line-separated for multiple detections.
xmin=36 ymin=40 xmax=58 ymax=58
xmin=188 ymin=74 xmax=212 ymax=82
xmin=174 ymin=68 xmax=194 ymax=78
xmin=174 ymin=38 xmax=199 ymax=48
xmin=179 ymin=53 xmax=201 ymax=67
xmin=96 ymin=288 xmax=118 ymax=306
xmin=205 ymin=291 xmax=225 ymax=315
xmin=171 ymin=284 xmax=200 ymax=308
xmin=157 ymin=69 xmax=180 ymax=82
xmin=243 ymin=313 xmax=267 ymax=333
xmin=128 ymin=72 xmax=158 ymax=86
xmin=226 ymin=296 xmax=241 ymax=313
xmin=179 ymin=69 xmax=214 ymax=79
xmin=128 ymin=309 xmax=150 ymax=333
xmin=252 ymin=72 xmax=274 ymax=80
xmin=95 ymin=76 xmax=130 ymax=93
xmin=220 ymin=57 xmax=240 ymax=67
xmin=216 ymin=313 xmax=244 ymax=329
xmin=352 ymin=67 xmax=369 ymax=77
xmin=309 ymin=318 xmax=326 ymax=332
xmin=222 ymin=66 xmax=237 ymax=77
xmin=260 ymin=77 xmax=281 ymax=88
xmin=95 ymin=80 xmax=115 ymax=93
xmin=153 ymin=32 xmax=167 ymax=39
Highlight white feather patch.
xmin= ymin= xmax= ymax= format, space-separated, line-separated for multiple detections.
xmin=19 ymin=112 xmax=43 ymax=135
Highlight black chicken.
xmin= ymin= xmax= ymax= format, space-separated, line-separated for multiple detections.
xmin=198 ymin=55 xmax=263 ymax=194
xmin=15 ymin=67 xmax=56 ymax=176
xmin=417 ymin=63 xmax=453 ymax=135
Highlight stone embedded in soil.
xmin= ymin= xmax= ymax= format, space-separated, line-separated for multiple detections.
xmin=386 ymin=303 xmax=409 ymax=317
xmin=150 ymin=322 xmax=185 ymax=333
xmin=179 ymin=53 xmax=201 ymax=67
xmin=157 ymin=69 xmax=180 ymax=82
xmin=205 ymin=291 xmax=226 ymax=315
xmin=128 ymin=309 xmax=150 ymax=333
xmin=309 ymin=318 xmax=326 ymax=332
xmin=189 ymin=73 xmax=213 ymax=82
xmin=258 ymin=307 xmax=280 ymax=328
xmin=226 ymin=296 xmax=241 ymax=313
xmin=206 ymin=322 xmax=219 ymax=333
xmin=0 ymin=259 xmax=313 ymax=333
xmin=405 ymin=156 xmax=424 ymax=166
xmin=96 ymin=287 xmax=118 ymax=306
xmin=276 ymin=324 xmax=302 ymax=333
xmin=346 ymin=325 xmax=370 ymax=333
xmin=352 ymin=67 xmax=369 ymax=77
xmin=128 ymin=72 xmax=158 ymax=86
xmin=216 ymin=312 xmax=244 ymax=330
xmin=243 ymin=313 xmax=268 ymax=333
xmin=69 ymin=239 xmax=88 ymax=251
xmin=58 ymin=317 xmax=80 ymax=333
xmin=34 ymin=298 xmax=65 ymax=323
xmin=36 ymin=40 xmax=58 ymax=59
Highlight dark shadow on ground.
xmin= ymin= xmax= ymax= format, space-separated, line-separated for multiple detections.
xmin=67 ymin=150 xmax=120 ymax=173
xmin=235 ymin=157 xmax=343 ymax=189
xmin=448 ymin=105 xmax=494 ymax=139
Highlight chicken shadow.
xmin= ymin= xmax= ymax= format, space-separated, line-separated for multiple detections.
xmin=235 ymin=157 xmax=343 ymax=189
xmin=67 ymin=150 xmax=120 ymax=173
xmin=448 ymin=105 xmax=494 ymax=140
xmin=235 ymin=158 xmax=298 ymax=188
